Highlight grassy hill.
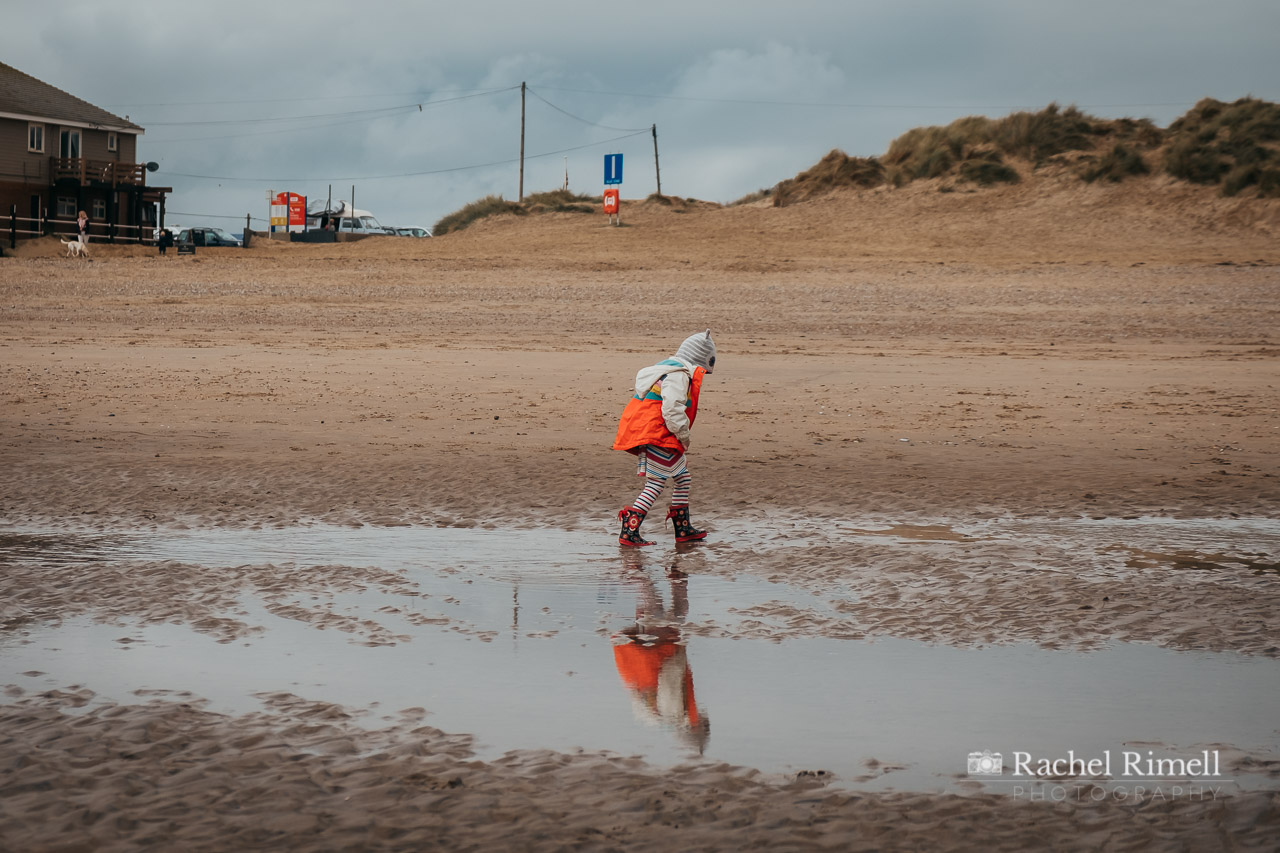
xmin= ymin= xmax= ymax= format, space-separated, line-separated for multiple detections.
xmin=772 ymin=98 xmax=1280 ymax=206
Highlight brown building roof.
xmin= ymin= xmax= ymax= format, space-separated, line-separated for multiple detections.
xmin=0 ymin=61 xmax=142 ymax=132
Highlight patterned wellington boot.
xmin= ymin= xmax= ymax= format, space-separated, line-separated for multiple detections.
xmin=618 ymin=506 xmax=655 ymax=547
xmin=666 ymin=505 xmax=707 ymax=543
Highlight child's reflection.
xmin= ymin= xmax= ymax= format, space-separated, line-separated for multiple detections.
xmin=610 ymin=558 xmax=710 ymax=753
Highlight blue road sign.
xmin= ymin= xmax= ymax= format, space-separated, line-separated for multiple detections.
xmin=604 ymin=153 xmax=624 ymax=185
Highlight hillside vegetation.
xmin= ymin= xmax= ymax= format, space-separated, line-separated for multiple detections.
xmin=773 ymin=97 xmax=1280 ymax=206
xmin=1165 ymin=97 xmax=1280 ymax=196
xmin=433 ymin=189 xmax=596 ymax=236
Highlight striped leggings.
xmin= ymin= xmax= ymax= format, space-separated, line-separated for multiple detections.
xmin=632 ymin=445 xmax=691 ymax=515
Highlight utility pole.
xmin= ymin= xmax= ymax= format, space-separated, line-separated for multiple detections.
xmin=519 ymin=82 xmax=526 ymax=203
xmin=651 ymin=124 xmax=662 ymax=197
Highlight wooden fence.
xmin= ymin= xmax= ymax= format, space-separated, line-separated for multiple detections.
xmin=6 ymin=205 xmax=154 ymax=249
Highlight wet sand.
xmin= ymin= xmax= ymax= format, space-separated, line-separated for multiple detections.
xmin=3 ymin=695 xmax=1277 ymax=852
xmin=2 ymin=184 xmax=1279 ymax=849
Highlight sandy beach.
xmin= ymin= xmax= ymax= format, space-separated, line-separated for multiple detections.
xmin=2 ymin=179 xmax=1278 ymax=850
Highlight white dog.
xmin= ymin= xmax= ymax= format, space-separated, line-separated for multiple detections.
xmin=60 ymin=237 xmax=89 ymax=258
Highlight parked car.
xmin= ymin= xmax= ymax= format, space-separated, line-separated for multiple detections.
xmin=177 ymin=226 xmax=241 ymax=247
xmin=395 ymin=227 xmax=431 ymax=238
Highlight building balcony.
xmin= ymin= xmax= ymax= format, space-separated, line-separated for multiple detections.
xmin=50 ymin=157 xmax=147 ymax=188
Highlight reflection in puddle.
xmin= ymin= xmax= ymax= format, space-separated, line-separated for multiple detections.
xmin=611 ymin=567 xmax=710 ymax=754
xmin=2 ymin=519 xmax=1278 ymax=792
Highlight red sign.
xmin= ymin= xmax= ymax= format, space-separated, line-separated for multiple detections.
xmin=603 ymin=188 xmax=619 ymax=215
xmin=271 ymin=191 xmax=307 ymax=231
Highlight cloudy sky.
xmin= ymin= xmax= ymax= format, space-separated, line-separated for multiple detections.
xmin=6 ymin=0 xmax=1278 ymax=230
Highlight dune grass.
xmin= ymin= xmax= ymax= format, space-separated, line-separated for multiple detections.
xmin=432 ymin=189 xmax=601 ymax=235
xmin=991 ymin=104 xmax=1096 ymax=163
xmin=727 ymin=188 xmax=772 ymax=206
xmin=958 ymin=155 xmax=1021 ymax=186
xmin=1164 ymin=97 xmax=1280 ymax=196
xmin=521 ymin=189 xmax=598 ymax=213
xmin=432 ymin=195 xmax=525 ymax=236
xmin=882 ymin=104 xmax=1141 ymax=187
xmin=772 ymin=150 xmax=885 ymax=207
xmin=772 ymin=101 xmax=1269 ymax=202
xmin=1080 ymin=144 xmax=1151 ymax=183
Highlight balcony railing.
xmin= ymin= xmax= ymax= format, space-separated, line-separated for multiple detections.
xmin=50 ymin=157 xmax=147 ymax=187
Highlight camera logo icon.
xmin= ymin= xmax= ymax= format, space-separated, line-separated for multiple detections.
xmin=968 ymin=750 xmax=1003 ymax=775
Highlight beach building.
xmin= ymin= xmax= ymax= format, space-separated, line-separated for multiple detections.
xmin=0 ymin=61 xmax=170 ymax=243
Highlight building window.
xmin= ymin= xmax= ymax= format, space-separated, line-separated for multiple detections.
xmin=57 ymin=197 xmax=76 ymax=218
xmin=59 ymin=128 xmax=81 ymax=159
xmin=107 ymin=132 xmax=118 ymax=152
xmin=28 ymin=123 xmax=45 ymax=153
xmin=92 ymin=199 xmax=107 ymax=219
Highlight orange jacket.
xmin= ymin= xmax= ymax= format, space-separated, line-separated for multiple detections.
xmin=612 ymin=362 xmax=705 ymax=453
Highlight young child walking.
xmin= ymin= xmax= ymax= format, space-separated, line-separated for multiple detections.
xmin=613 ymin=330 xmax=717 ymax=546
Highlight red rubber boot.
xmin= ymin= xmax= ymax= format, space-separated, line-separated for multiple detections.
xmin=618 ymin=506 xmax=655 ymax=547
xmin=666 ymin=505 xmax=707 ymax=543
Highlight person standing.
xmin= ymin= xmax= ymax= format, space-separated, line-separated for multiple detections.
xmin=612 ymin=330 xmax=717 ymax=546
xmin=76 ymin=210 xmax=89 ymax=245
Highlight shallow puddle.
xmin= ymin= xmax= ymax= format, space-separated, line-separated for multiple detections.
xmin=2 ymin=519 xmax=1278 ymax=793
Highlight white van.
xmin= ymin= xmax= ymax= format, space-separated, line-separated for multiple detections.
xmin=307 ymin=200 xmax=391 ymax=235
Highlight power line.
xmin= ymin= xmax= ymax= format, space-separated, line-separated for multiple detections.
xmin=145 ymin=110 xmax=429 ymax=144
xmin=525 ymin=86 xmax=649 ymax=132
xmin=106 ymin=85 xmax=515 ymax=110
xmin=144 ymin=103 xmax=420 ymax=128
xmin=141 ymin=86 xmax=542 ymax=145
xmin=161 ymin=129 xmax=651 ymax=183
xmin=532 ymin=84 xmax=1197 ymax=112
xmin=140 ymin=87 xmax=517 ymax=128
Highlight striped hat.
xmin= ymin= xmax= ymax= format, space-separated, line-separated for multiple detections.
xmin=675 ymin=329 xmax=716 ymax=374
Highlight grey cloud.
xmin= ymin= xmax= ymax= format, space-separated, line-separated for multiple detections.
xmin=5 ymin=0 xmax=1277 ymax=228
